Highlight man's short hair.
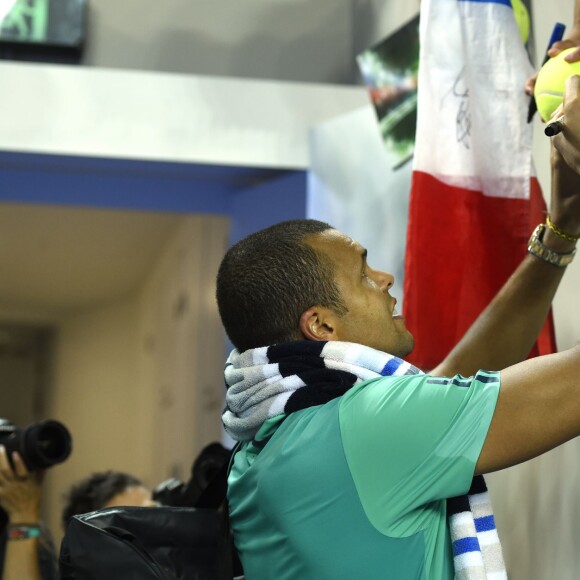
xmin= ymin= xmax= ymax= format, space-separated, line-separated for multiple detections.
xmin=61 ymin=470 xmax=143 ymax=529
xmin=216 ymin=219 xmax=347 ymax=351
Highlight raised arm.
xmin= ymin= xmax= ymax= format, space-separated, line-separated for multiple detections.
xmin=475 ymin=343 xmax=580 ymax=475
xmin=432 ymin=147 xmax=580 ymax=378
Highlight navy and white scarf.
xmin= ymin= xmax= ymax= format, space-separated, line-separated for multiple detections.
xmin=223 ymin=340 xmax=506 ymax=580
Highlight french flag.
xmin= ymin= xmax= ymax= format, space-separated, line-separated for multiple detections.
xmin=403 ymin=0 xmax=556 ymax=370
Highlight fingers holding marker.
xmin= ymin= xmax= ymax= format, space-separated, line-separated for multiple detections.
xmin=549 ymin=74 xmax=580 ymax=132
xmin=552 ymin=75 xmax=580 ymax=173
xmin=563 ymin=73 xmax=580 ymax=104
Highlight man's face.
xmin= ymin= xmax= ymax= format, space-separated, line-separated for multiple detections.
xmin=103 ymin=485 xmax=157 ymax=509
xmin=307 ymin=229 xmax=414 ymax=358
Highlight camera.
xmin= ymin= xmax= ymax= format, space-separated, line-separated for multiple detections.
xmin=0 ymin=419 xmax=73 ymax=471
xmin=153 ymin=442 xmax=231 ymax=507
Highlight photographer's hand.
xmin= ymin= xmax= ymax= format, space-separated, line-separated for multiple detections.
xmin=0 ymin=445 xmax=43 ymax=580
xmin=0 ymin=446 xmax=42 ymax=523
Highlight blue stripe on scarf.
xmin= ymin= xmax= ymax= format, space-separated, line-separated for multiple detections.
xmin=380 ymin=357 xmax=403 ymax=376
xmin=458 ymin=0 xmax=511 ymax=7
xmin=453 ymin=536 xmax=481 ymax=556
xmin=475 ymin=515 xmax=496 ymax=532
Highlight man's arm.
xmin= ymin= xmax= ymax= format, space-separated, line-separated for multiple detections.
xmin=475 ymin=344 xmax=580 ymax=475
xmin=0 ymin=447 xmax=43 ymax=580
xmin=431 ymin=147 xmax=580 ymax=378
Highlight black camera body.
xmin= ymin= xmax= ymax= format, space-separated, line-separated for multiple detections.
xmin=0 ymin=418 xmax=73 ymax=471
xmin=153 ymin=442 xmax=231 ymax=507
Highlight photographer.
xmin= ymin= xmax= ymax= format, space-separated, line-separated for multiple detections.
xmin=61 ymin=470 xmax=157 ymax=530
xmin=0 ymin=456 xmax=157 ymax=580
xmin=0 ymin=445 xmax=57 ymax=580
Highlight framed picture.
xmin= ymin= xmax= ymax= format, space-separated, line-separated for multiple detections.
xmin=357 ymin=15 xmax=419 ymax=170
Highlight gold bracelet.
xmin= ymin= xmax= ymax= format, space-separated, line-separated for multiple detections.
xmin=545 ymin=214 xmax=580 ymax=242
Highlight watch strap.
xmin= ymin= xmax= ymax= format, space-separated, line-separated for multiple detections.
xmin=528 ymin=224 xmax=576 ymax=267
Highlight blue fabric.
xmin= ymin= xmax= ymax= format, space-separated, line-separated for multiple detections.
xmin=475 ymin=515 xmax=497 ymax=533
xmin=381 ymin=357 xmax=404 ymax=375
xmin=453 ymin=536 xmax=481 ymax=555
xmin=457 ymin=0 xmax=512 ymax=7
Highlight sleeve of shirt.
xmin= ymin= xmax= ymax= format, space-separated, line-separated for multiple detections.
xmin=338 ymin=370 xmax=500 ymax=535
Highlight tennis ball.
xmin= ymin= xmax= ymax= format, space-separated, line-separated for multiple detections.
xmin=535 ymin=47 xmax=580 ymax=122
xmin=511 ymin=0 xmax=530 ymax=44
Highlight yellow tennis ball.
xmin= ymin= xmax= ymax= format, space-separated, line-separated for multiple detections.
xmin=511 ymin=0 xmax=530 ymax=44
xmin=535 ymin=47 xmax=580 ymax=122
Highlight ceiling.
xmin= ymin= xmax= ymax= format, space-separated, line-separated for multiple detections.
xmin=0 ymin=202 xmax=182 ymax=319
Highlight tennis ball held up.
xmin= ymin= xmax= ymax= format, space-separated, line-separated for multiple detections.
xmin=535 ymin=47 xmax=580 ymax=122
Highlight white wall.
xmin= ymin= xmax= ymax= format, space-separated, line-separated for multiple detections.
xmin=135 ymin=215 xmax=229 ymax=486
xmin=0 ymin=348 xmax=40 ymax=426
xmin=40 ymin=214 xmax=229 ymax=540
xmin=82 ymin=0 xmax=354 ymax=83
xmin=43 ymin=297 xmax=141 ymax=537
xmin=0 ymin=62 xmax=367 ymax=168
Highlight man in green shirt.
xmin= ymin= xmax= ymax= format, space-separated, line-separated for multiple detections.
xmin=216 ymin=146 xmax=580 ymax=578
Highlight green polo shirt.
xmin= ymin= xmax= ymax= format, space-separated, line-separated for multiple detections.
xmin=228 ymin=371 xmax=500 ymax=579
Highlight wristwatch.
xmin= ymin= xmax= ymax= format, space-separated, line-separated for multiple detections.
xmin=528 ymin=223 xmax=576 ymax=267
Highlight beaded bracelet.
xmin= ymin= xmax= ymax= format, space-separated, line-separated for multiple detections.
xmin=8 ymin=524 xmax=41 ymax=540
xmin=545 ymin=214 xmax=580 ymax=243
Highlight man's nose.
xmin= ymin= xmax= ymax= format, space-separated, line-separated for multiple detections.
xmin=371 ymin=269 xmax=394 ymax=292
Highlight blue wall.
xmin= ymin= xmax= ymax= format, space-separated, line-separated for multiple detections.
xmin=0 ymin=151 xmax=308 ymax=240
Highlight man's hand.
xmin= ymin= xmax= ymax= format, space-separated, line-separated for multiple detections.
xmin=0 ymin=445 xmax=42 ymax=523
xmin=525 ymin=27 xmax=580 ymax=97
xmin=552 ymin=75 xmax=580 ymax=176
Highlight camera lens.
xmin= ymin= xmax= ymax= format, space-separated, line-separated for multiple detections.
xmin=22 ymin=420 xmax=72 ymax=469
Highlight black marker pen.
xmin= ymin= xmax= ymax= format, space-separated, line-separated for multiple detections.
xmin=545 ymin=116 xmax=565 ymax=137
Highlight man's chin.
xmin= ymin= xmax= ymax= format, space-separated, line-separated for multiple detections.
xmin=396 ymin=333 xmax=415 ymax=359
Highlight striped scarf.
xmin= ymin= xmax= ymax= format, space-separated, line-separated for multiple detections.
xmin=223 ymin=340 xmax=506 ymax=579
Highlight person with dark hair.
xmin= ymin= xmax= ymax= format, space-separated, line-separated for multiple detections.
xmin=61 ymin=470 xmax=155 ymax=531
xmin=217 ymin=220 xmax=347 ymax=351
xmin=218 ymin=147 xmax=580 ymax=578
xmin=0 ymin=460 xmax=155 ymax=580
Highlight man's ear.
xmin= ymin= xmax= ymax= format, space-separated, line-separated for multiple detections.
xmin=299 ymin=307 xmax=338 ymax=341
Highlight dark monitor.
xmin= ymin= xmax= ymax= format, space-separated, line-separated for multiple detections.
xmin=0 ymin=0 xmax=87 ymax=64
